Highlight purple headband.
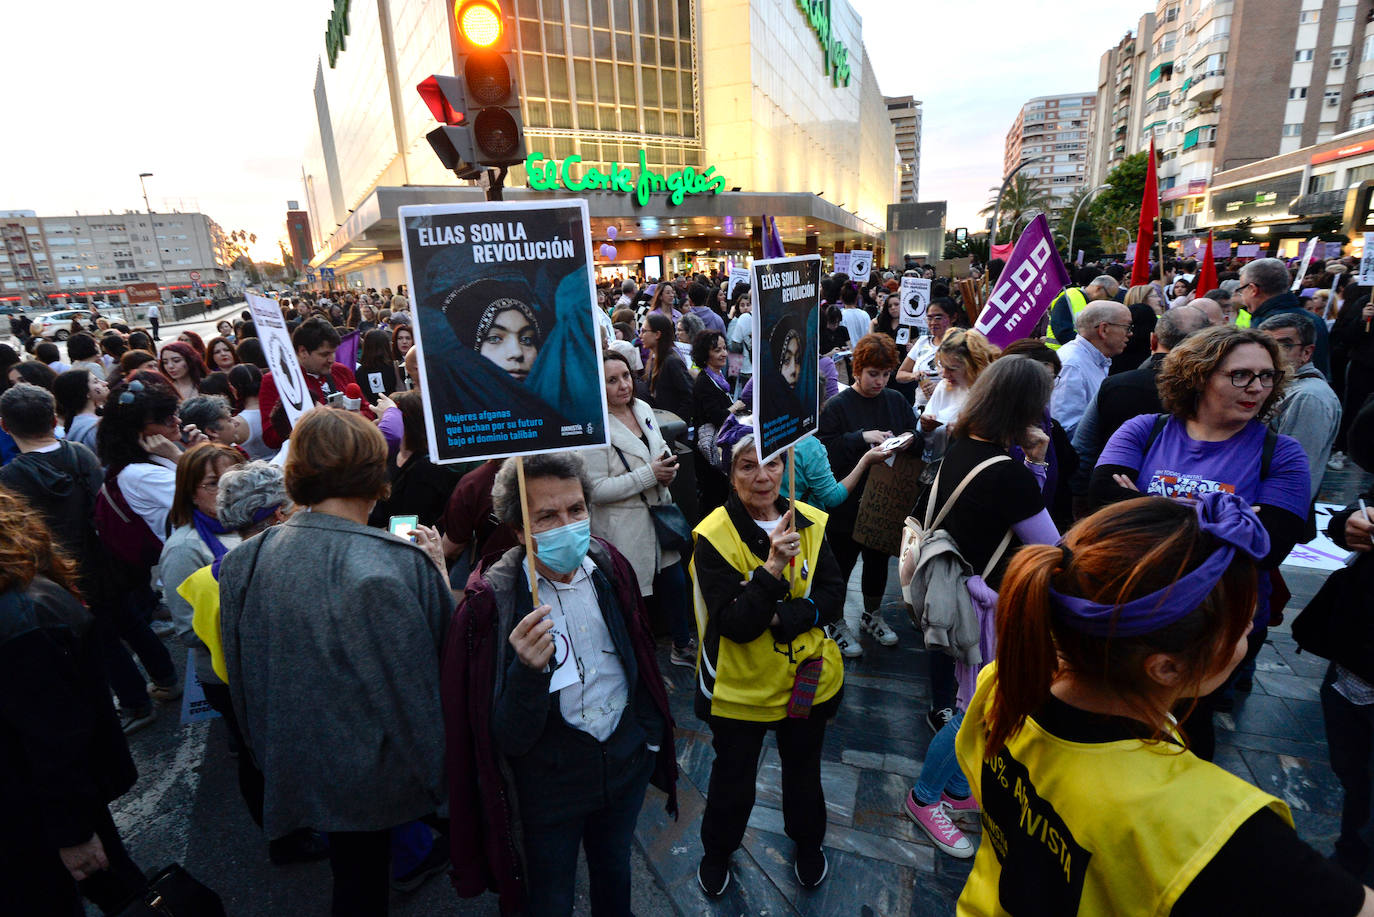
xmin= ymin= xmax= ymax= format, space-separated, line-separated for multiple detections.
xmin=1050 ymin=492 xmax=1270 ymax=637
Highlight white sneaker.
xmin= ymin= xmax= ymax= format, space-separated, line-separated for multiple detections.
xmin=829 ymin=620 xmax=863 ymax=658
xmin=860 ymin=610 xmax=898 ymax=647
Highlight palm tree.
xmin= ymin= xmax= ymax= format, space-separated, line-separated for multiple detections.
xmin=979 ymin=175 xmax=1053 ymax=243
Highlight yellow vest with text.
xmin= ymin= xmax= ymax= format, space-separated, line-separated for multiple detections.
xmin=690 ymin=501 xmax=842 ymax=722
xmin=955 ymin=664 xmax=1292 ymax=917
xmin=1044 ymin=287 xmax=1088 ymax=350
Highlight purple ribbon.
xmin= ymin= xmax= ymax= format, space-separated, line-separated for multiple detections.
xmin=1050 ymin=492 xmax=1270 ymax=637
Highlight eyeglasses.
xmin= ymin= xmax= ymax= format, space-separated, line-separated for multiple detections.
xmin=198 ymin=481 xmax=219 ymax=491
xmin=117 ymin=380 xmax=145 ymax=405
xmin=1236 ymin=282 xmax=1256 ymax=293
xmin=1272 ymin=339 xmax=1302 ymax=350
xmin=1103 ymin=322 xmax=1134 ymax=334
xmin=1226 ymin=369 xmax=1282 ymax=388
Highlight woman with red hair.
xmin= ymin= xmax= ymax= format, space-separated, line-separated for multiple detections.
xmin=159 ymin=342 xmax=208 ymax=402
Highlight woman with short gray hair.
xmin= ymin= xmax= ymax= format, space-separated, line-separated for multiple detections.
xmin=179 ymin=393 xmax=249 ymax=448
xmin=217 ymin=460 xmax=293 ymax=534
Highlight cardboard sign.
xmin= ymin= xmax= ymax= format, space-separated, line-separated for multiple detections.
xmin=752 ymin=254 xmax=822 ymax=463
xmin=728 ymin=266 xmax=751 ymax=301
xmin=899 ymin=276 xmax=931 ymax=330
xmin=848 ymin=250 xmax=873 ymax=279
xmin=1360 ymin=234 xmax=1374 ymax=286
xmin=853 ymin=452 xmax=926 ymax=556
xmin=398 ymin=199 xmax=609 ymax=464
xmin=833 ymin=251 xmax=851 ymax=276
xmin=246 ymin=292 xmax=311 ymax=430
xmin=179 ymin=651 xmax=221 ymax=725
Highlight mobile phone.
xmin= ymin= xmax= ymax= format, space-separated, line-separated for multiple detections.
xmin=389 ymin=515 xmax=419 ymax=541
xmin=326 ymin=391 xmax=345 ymax=407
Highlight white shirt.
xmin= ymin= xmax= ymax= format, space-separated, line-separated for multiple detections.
xmin=923 ymin=381 xmax=968 ymax=426
xmin=537 ymin=558 xmax=629 ymax=742
xmin=1051 ymin=336 xmax=1112 ymax=438
xmin=146 ymin=304 xmax=160 ymax=320
xmin=841 ymin=308 xmax=871 ymax=349
xmin=117 ymin=456 xmax=178 ymax=542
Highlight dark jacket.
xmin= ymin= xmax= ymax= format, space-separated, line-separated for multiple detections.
xmin=1331 ymin=292 xmax=1374 ymax=371
xmin=259 ymin=361 xmax=372 ymax=449
xmin=1110 ymin=303 xmax=1157 ymax=376
xmin=0 ymin=579 xmax=136 ymax=851
xmin=367 ymin=452 xmax=461 ymax=531
xmin=648 ymin=351 xmax=693 ymax=423
xmin=1250 ymin=291 xmax=1331 ymax=378
xmin=1097 ymin=353 xmax=1166 ymax=444
xmin=441 ymin=537 xmax=677 ymax=915
xmin=817 ymin=385 xmax=920 ymax=531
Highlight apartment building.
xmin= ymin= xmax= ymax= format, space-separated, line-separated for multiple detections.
xmin=886 ymin=95 xmax=923 ymax=202
xmin=1002 ymin=93 xmax=1097 ymax=209
xmin=0 ymin=210 xmax=234 ymax=306
xmin=1089 ymin=18 xmax=1156 ymax=188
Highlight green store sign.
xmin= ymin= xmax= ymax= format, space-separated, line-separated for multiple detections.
xmin=325 ymin=0 xmax=350 ymax=69
xmin=797 ymin=0 xmax=851 ymax=88
xmin=525 ymin=149 xmax=728 ymax=206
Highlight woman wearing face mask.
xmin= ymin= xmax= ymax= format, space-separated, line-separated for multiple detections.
xmin=583 ymin=351 xmax=696 ymax=666
xmin=691 ymin=433 xmax=847 ymax=897
xmin=218 ymin=410 xmax=453 ymax=913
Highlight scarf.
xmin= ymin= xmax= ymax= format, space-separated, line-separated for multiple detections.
xmin=192 ymin=509 xmax=233 ymax=562
xmin=704 ymin=366 xmax=729 ymax=393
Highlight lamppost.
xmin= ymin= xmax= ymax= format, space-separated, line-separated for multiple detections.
xmin=1012 ymin=209 xmax=1043 ymax=239
xmin=1116 ymin=227 xmax=1133 ymax=253
xmin=990 ymin=156 xmax=1052 ymax=248
xmin=1067 ymin=183 xmax=1112 ymax=263
xmin=138 ymin=172 xmax=172 ymax=308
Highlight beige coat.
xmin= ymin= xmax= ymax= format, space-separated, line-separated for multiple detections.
xmin=584 ymin=398 xmax=681 ymax=595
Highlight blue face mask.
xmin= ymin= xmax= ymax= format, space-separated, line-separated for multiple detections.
xmin=533 ymin=517 xmax=591 ymax=575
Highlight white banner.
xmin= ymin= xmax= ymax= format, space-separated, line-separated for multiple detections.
xmin=728 ymin=266 xmax=751 ymax=301
xmin=848 ymin=250 xmax=873 ymax=279
xmin=898 ymin=276 xmax=931 ymax=330
xmin=1360 ymin=233 xmax=1374 ymax=286
xmin=833 ymin=252 xmax=851 ymax=276
xmin=245 ymin=293 xmax=310 ymax=430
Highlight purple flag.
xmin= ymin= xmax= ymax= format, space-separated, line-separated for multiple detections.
xmin=1212 ymin=240 xmax=1231 ymax=258
xmin=762 ymin=214 xmax=785 ymax=259
xmin=973 ymin=213 xmax=1071 ymax=349
xmin=335 ymin=329 xmax=360 ymax=371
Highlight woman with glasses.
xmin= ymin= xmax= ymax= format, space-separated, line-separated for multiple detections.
xmin=897 ymin=297 xmax=959 ymax=403
xmin=1090 ymin=325 xmax=1312 ymax=761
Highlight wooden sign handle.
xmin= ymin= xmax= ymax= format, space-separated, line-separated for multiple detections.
xmin=515 ymin=456 xmax=541 ymax=607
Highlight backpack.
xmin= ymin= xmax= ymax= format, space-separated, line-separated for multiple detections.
xmin=93 ymin=474 xmax=164 ymax=570
xmin=898 ymin=455 xmax=1013 ymax=631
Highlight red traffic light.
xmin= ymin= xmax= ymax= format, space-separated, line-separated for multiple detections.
xmin=455 ymin=0 xmax=503 ymax=48
xmin=417 ymin=75 xmax=466 ymax=125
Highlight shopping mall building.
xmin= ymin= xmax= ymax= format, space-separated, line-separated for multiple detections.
xmin=300 ymin=0 xmax=902 ymax=288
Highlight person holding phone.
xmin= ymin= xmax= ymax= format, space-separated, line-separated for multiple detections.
xmin=584 ymin=351 xmax=697 ymax=667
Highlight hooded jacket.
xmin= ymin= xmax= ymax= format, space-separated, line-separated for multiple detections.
xmin=0 ymin=441 xmax=110 ymax=597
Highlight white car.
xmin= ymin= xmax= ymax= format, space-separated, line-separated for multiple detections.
xmin=28 ymin=308 xmax=88 ymax=341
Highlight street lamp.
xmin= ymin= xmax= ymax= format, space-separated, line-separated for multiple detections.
xmin=1115 ymin=227 xmax=1133 ymax=253
xmin=138 ymin=172 xmax=172 ymax=309
xmin=1067 ymin=183 xmax=1112 ymax=263
xmin=991 ymin=155 xmax=1052 ymax=248
xmin=1012 ymin=209 xmax=1043 ymax=239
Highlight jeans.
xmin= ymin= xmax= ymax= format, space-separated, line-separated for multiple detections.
xmin=912 ymin=711 xmax=969 ymax=803
xmin=521 ymin=752 xmax=653 ymax=916
xmin=652 ymin=560 xmax=695 ymax=649
xmin=1322 ymin=664 xmax=1374 ymax=871
xmin=701 ymin=713 xmax=829 ymax=859
xmin=95 ymin=586 xmax=176 ymax=711
xmin=929 ymin=651 xmax=957 ymax=713
xmin=828 ymin=528 xmax=890 ymax=625
xmin=149 ymin=317 xmax=160 ymax=340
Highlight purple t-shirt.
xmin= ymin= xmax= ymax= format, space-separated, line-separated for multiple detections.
xmin=1098 ymin=414 xmax=1310 ymax=619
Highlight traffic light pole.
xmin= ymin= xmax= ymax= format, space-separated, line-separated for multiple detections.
xmin=483 ymin=165 xmax=508 ymax=202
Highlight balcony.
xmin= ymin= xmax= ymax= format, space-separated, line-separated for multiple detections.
xmin=1292 ymin=189 xmax=1349 ymax=216
xmin=1187 ymin=71 xmax=1225 ymax=103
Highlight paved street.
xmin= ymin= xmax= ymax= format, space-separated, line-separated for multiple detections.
xmin=103 ymin=463 xmax=1373 ymax=916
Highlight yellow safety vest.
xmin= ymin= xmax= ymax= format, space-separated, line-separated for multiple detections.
xmin=1044 ymin=287 xmax=1088 ymax=350
xmin=181 ymin=565 xmax=227 ymax=681
xmin=1235 ymin=309 xmax=1252 ymax=328
xmin=690 ymin=501 xmax=843 ymax=722
xmin=955 ymin=664 xmax=1291 ymax=917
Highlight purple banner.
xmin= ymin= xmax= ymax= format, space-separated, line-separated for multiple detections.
xmin=1183 ymin=237 xmax=1202 ymax=257
xmin=973 ymin=213 xmax=1071 ymax=349
xmin=1236 ymin=243 xmax=1262 ymax=258
xmin=1325 ymin=241 xmax=1344 ymax=258
xmin=1212 ymin=241 xmax=1231 ymax=258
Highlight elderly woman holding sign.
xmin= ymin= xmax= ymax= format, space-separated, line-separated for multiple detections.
xmin=691 ymin=432 xmax=846 ymax=897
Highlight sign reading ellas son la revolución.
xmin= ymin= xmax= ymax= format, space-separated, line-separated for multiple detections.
xmin=525 ymin=149 xmax=728 ymax=206
xmin=797 ymin=0 xmax=851 ymax=87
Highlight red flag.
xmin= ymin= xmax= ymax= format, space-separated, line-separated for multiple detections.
xmin=1195 ymin=230 xmax=1219 ymax=296
xmin=1130 ymin=137 xmax=1159 ymax=287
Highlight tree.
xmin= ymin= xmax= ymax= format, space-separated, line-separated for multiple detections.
xmin=980 ymin=175 xmax=1053 ymax=242
xmin=279 ymin=240 xmax=297 ymax=278
xmin=1310 ymin=213 xmax=1349 ymax=243
xmin=1057 ymin=185 xmax=1107 ymax=263
xmin=1088 ymin=152 xmax=1151 ymax=254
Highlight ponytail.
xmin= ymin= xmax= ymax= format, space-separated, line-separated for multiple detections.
xmin=986 ymin=544 xmax=1065 ymax=757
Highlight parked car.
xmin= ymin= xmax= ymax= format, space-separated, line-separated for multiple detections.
xmin=28 ymin=309 xmax=87 ymax=341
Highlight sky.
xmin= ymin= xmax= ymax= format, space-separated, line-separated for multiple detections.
xmin=2 ymin=0 xmax=1145 ymax=257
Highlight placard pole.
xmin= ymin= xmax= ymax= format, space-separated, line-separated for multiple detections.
xmin=787 ymin=445 xmax=797 ymax=585
xmin=515 ymin=456 xmax=541 ymax=606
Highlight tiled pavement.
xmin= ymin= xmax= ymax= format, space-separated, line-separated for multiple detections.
xmin=634 ymin=464 xmax=1374 ymax=915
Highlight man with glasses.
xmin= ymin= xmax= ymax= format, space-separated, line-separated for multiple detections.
xmin=1259 ymin=311 xmax=1342 ymax=498
xmin=1238 ymin=257 xmax=1332 ymax=376
xmin=1050 ymin=300 xmax=1133 ymax=438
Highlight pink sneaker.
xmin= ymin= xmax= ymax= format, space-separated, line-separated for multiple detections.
xmin=903 ymin=791 xmax=973 ymax=858
xmin=942 ymin=791 xmax=980 ymax=817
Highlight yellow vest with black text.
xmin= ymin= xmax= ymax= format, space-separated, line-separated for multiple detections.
xmin=1044 ymin=287 xmax=1088 ymax=350
xmin=690 ymin=501 xmax=842 ymax=722
xmin=955 ymin=664 xmax=1292 ymax=917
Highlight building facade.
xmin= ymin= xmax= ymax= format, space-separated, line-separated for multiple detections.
xmin=0 ymin=210 xmax=233 ymax=307
xmin=300 ymin=0 xmax=899 ymax=288
xmin=1002 ymin=93 xmax=1097 ymax=210
xmin=885 ymin=95 xmax=922 ymax=201
xmin=1089 ymin=20 xmax=1155 ymax=188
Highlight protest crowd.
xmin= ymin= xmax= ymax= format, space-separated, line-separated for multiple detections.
xmin=6 ymin=243 xmax=1374 ymax=917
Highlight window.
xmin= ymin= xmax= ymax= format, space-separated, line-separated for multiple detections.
xmin=1296 ymin=49 xmax=1314 ymax=62
xmin=1309 ymin=173 xmax=1333 ymax=194
xmin=1283 ymin=123 xmax=1304 ymax=136
xmin=1326 ymin=88 xmax=1342 ymax=106
xmin=1338 ymin=4 xmax=1356 ymax=20
xmin=1165 ymin=5 xmax=1178 ymax=21
xmin=1333 ymin=48 xmax=1349 ymax=68
xmin=1364 ymin=34 xmax=1374 ymax=61
xmin=1299 ymin=10 xmax=1319 ymax=23
xmin=1290 ymin=86 xmax=1308 ymax=99
xmin=1348 ymin=163 xmax=1374 ymax=183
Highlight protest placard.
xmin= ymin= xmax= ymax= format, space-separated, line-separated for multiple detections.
xmin=246 ymin=292 xmax=311 ymax=429
xmin=179 ymin=651 xmax=220 ymax=725
xmin=728 ymin=266 xmax=751 ymax=300
xmin=1212 ymin=240 xmax=1231 ymax=258
xmin=398 ymin=199 xmax=609 ymax=464
xmin=898 ymin=276 xmax=931 ymax=330
xmin=1325 ymin=241 xmax=1345 ymax=259
xmin=1281 ymin=503 xmax=1356 ymax=572
xmin=833 ymin=251 xmax=851 ymax=276
xmin=1236 ymin=243 xmax=1263 ymax=258
xmin=933 ymin=257 xmax=972 ymax=279
xmin=973 ymin=214 xmax=1071 ymax=349
xmin=752 ymin=254 xmax=821 ymax=463
xmin=848 ymin=250 xmax=873 ymax=279
xmin=853 ymin=452 xmax=926 ymax=556
xmin=1361 ymin=234 xmax=1374 ymax=286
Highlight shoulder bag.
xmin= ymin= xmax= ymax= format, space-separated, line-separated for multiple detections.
xmin=612 ymin=444 xmax=691 ymax=554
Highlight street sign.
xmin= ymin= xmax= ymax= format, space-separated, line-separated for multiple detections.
xmin=189 ymin=270 xmax=201 ymax=281
xmin=125 ymin=282 xmax=161 ymax=304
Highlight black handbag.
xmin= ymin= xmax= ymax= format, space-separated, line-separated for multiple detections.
xmin=116 ymin=863 xmax=227 ymax=917
xmin=1291 ymin=552 xmax=1374 ymax=684
xmin=612 ymin=444 xmax=692 ymax=553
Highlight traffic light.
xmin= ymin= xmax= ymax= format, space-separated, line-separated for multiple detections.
xmin=417 ymin=0 xmax=525 ymax=177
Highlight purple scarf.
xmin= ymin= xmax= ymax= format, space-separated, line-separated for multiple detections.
xmin=704 ymin=366 xmax=729 ymax=393
xmin=192 ymin=509 xmax=233 ymax=561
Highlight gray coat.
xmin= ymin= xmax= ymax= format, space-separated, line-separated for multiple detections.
xmin=910 ymin=529 xmax=982 ymax=667
xmin=218 ymin=511 xmax=453 ymax=837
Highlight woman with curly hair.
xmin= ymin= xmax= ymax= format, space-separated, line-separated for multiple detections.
xmin=1090 ymin=325 xmax=1312 ymax=760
